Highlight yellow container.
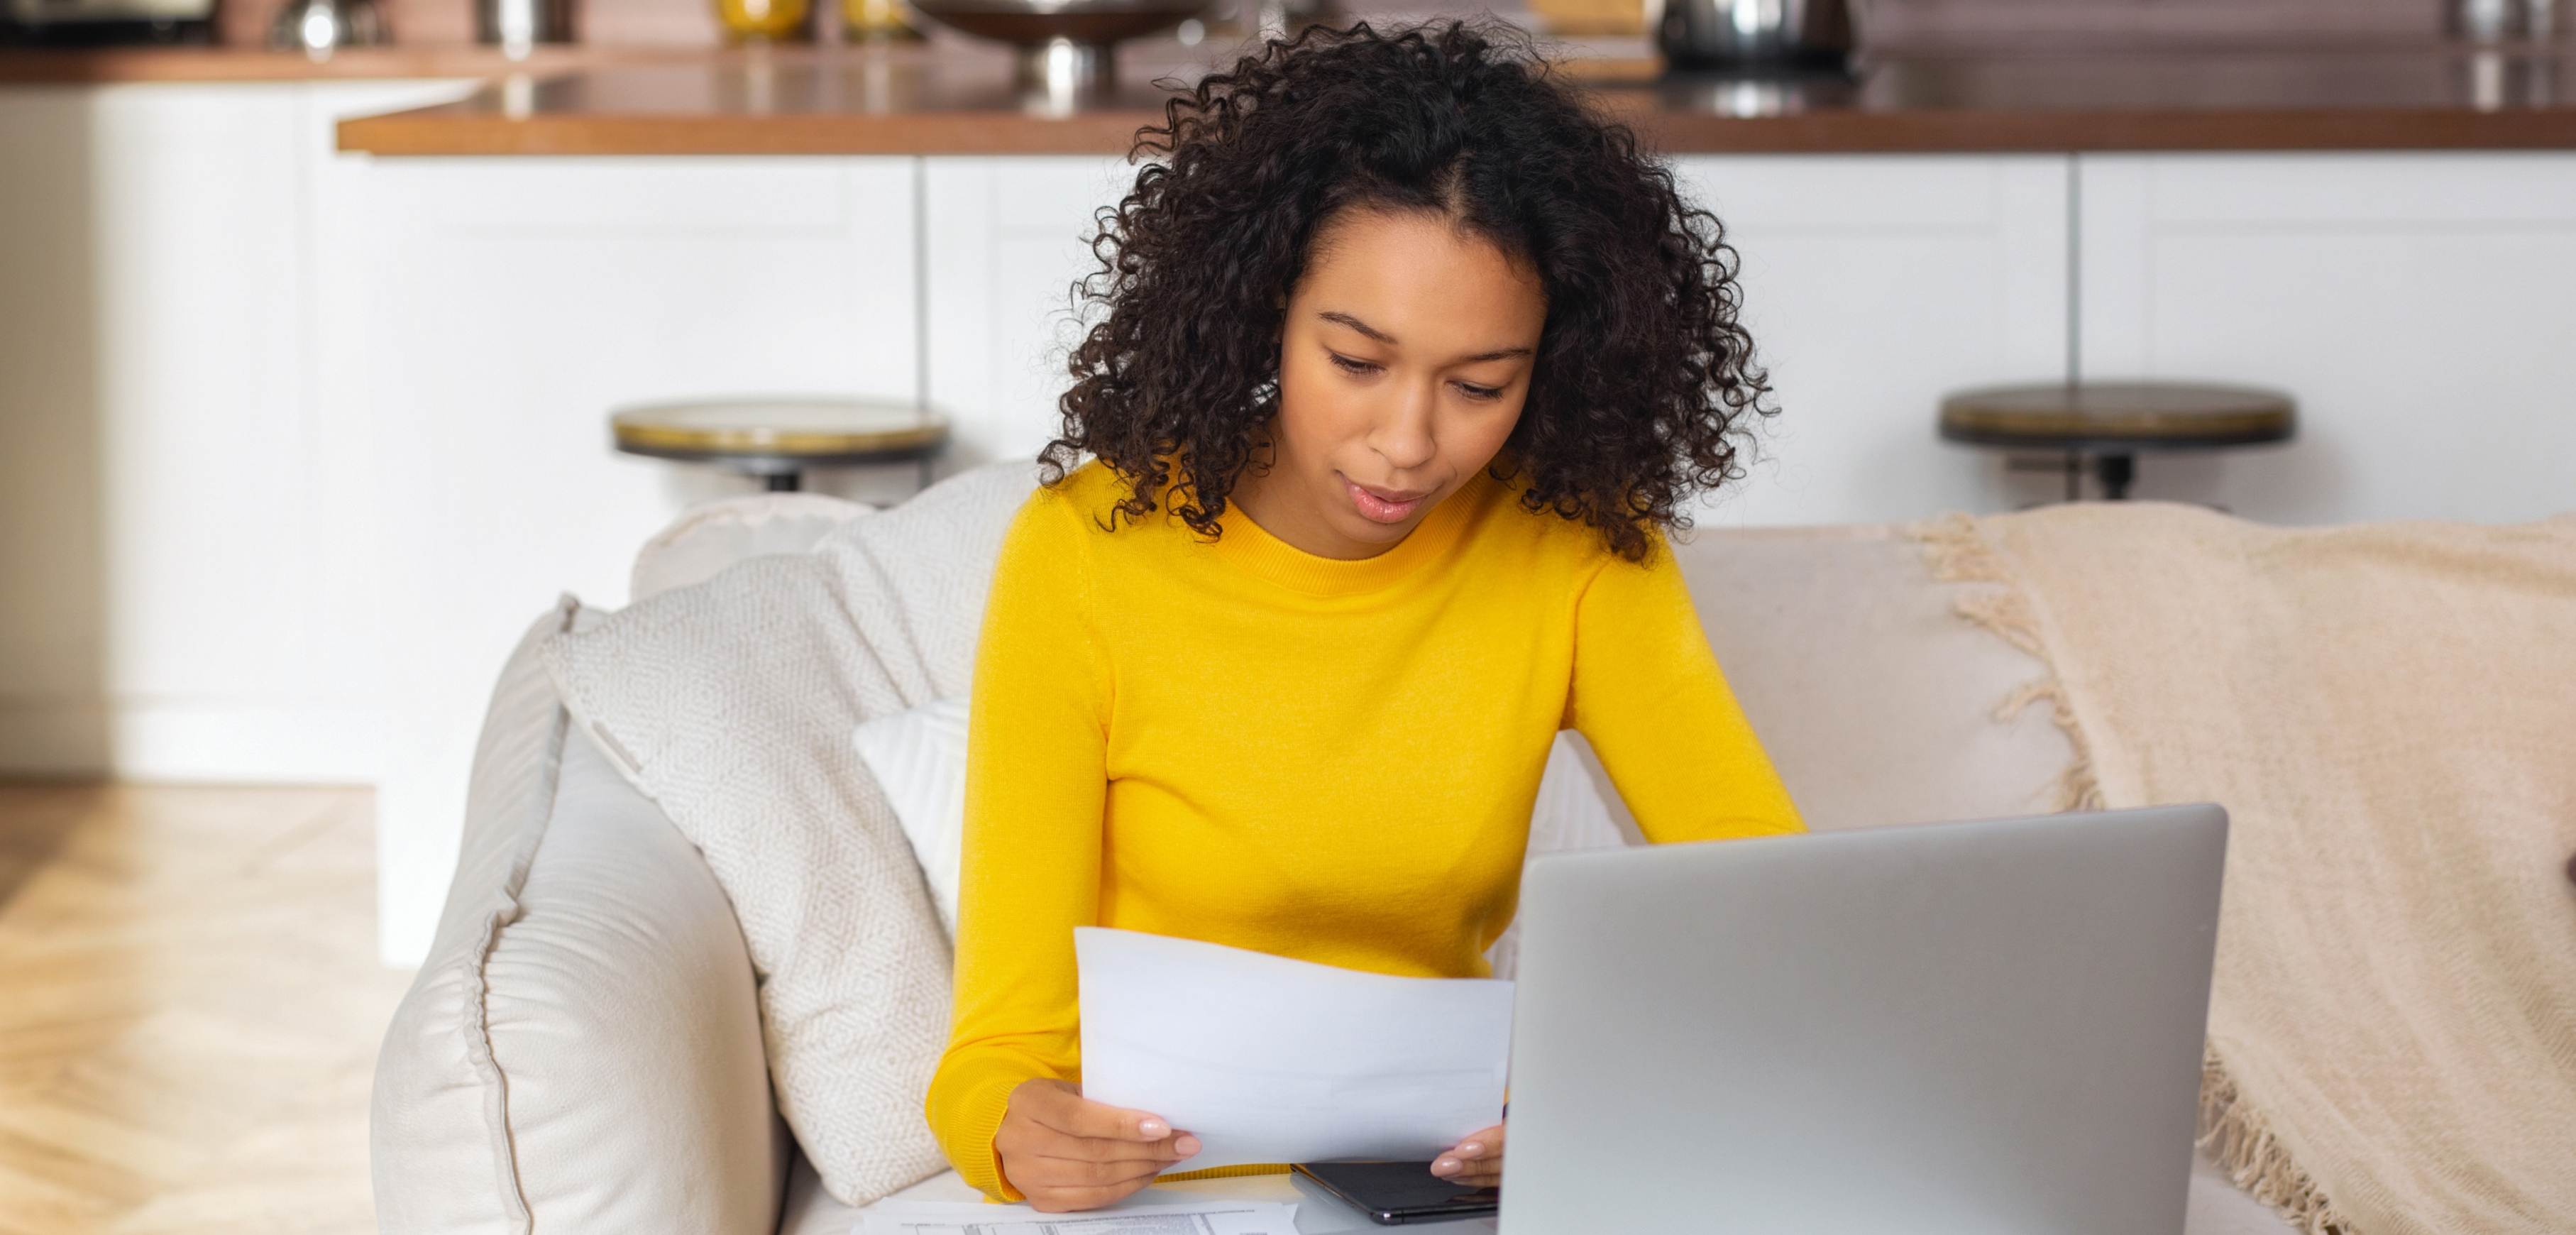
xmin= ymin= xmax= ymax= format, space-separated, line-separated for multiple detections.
xmin=716 ymin=0 xmax=810 ymax=42
xmin=843 ymin=0 xmax=922 ymax=40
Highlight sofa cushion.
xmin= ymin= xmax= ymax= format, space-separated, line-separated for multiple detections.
xmin=1673 ymin=524 xmax=2076 ymax=831
xmin=371 ymin=603 xmax=785 ymax=1235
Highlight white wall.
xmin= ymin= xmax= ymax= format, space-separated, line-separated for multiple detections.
xmin=0 ymin=88 xmax=105 ymax=774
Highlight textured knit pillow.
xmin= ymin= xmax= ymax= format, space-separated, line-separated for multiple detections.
xmin=543 ymin=463 xmax=1039 ymax=1205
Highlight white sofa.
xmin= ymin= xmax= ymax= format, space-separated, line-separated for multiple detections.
xmin=370 ymin=490 xmax=2296 ymax=1234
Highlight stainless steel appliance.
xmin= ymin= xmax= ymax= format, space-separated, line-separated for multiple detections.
xmin=475 ymin=0 xmax=575 ymax=57
xmin=1656 ymin=0 xmax=1853 ymax=73
xmin=1 ymin=0 xmax=214 ymax=45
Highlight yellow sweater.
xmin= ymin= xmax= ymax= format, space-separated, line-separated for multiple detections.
xmin=929 ymin=462 xmax=1803 ymax=1200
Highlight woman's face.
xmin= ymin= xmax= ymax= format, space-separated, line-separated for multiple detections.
xmin=1235 ymin=207 xmax=1548 ymax=561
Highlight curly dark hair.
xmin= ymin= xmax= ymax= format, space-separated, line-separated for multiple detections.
xmin=1045 ymin=19 xmax=1771 ymax=561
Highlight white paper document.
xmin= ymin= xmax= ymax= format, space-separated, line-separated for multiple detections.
xmin=1074 ymin=927 xmax=1513 ymax=1171
xmin=858 ymin=1197 xmax=1297 ymax=1235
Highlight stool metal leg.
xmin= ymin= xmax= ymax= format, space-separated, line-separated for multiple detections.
xmin=2096 ymin=454 xmax=2135 ymax=500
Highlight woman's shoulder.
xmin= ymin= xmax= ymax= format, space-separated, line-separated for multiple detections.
xmin=1008 ymin=460 xmax=1118 ymax=537
xmin=1002 ymin=459 xmax=1177 ymax=573
xmin=1465 ymin=471 xmax=1671 ymax=578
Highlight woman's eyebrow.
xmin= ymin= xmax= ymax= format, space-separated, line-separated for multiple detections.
xmin=1319 ymin=311 xmax=1535 ymax=362
xmin=1318 ymin=310 xmax=1396 ymax=343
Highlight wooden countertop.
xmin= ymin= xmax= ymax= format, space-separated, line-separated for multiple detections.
xmin=11 ymin=35 xmax=2576 ymax=154
xmin=0 ymin=43 xmax=730 ymax=83
xmin=337 ymin=38 xmax=2576 ymax=155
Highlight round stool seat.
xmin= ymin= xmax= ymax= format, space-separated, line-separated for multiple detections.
xmin=612 ymin=397 xmax=948 ymax=492
xmin=1937 ymin=381 xmax=2295 ymax=500
xmin=1939 ymin=382 xmax=2294 ymax=452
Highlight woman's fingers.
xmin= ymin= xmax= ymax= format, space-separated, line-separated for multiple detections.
xmin=999 ymin=1080 xmax=1211 ymax=1212
xmin=1028 ymin=1082 xmax=1194 ymax=1151
xmin=1431 ymin=1121 xmax=1507 ymax=1186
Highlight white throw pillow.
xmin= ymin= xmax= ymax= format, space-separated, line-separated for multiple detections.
xmin=853 ymin=698 xmax=969 ymax=938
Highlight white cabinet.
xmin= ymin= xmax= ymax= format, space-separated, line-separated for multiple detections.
xmin=921 ymin=155 xmax=1138 ymax=467
xmin=0 ymin=79 xmax=468 ymax=781
xmin=360 ymin=155 xmax=921 ymax=963
xmin=2075 ymin=152 xmax=2576 ymax=524
xmin=1675 ymin=155 xmax=2071 ymax=526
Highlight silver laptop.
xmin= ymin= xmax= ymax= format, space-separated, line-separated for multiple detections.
xmin=1501 ymin=805 xmax=2227 ymax=1234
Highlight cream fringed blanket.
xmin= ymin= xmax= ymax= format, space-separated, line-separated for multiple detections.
xmin=1915 ymin=504 xmax=2576 ymax=1235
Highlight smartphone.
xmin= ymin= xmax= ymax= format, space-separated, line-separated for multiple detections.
xmin=1293 ymin=1160 xmax=1501 ymax=1226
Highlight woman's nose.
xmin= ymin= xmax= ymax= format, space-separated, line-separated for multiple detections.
xmin=1370 ymin=384 xmax=1438 ymax=471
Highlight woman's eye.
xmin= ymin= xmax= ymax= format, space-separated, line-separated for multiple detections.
xmin=1455 ymin=381 xmax=1504 ymax=401
xmin=1330 ymin=353 xmax=1380 ymax=376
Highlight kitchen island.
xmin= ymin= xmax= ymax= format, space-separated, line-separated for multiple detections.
xmin=8 ymin=34 xmax=2575 ymax=964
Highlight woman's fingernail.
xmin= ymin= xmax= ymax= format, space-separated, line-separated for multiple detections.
xmin=1433 ymin=1158 xmax=1458 ymax=1173
xmin=1175 ymin=1134 xmax=1201 ymax=1156
xmin=1458 ymin=1141 xmax=1484 ymax=1156
xmin=1138 ymin=1118 xmax=1168 ymax=1138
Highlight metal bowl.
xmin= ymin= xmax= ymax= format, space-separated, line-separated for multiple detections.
xmin=910 ymin=0 xmax=1211 ymax=89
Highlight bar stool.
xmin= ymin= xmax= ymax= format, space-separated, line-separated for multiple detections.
xmin=1938 ymin=382 xmax=2296 ymax=502
xmin=611 ymin=397 xmax=949 ymax=493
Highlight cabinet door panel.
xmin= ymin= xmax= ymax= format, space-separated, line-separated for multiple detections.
xmin=923 ymin=156 xmax=1145 ymax=468
xmin=363 ymin=155 xmax=918 ymax=962
xmin=2077 ymin=153 xmax=2576 ymax=523
xmin=1675 ymin=155 xmax=2071 ymax=525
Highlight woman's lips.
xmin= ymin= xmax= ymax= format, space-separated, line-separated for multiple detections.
xmin=1343 ymin=476 xmax=1428 ymax=525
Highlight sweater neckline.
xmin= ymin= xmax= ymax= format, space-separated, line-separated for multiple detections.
xmin=1211 ymin=472 xmax=1494 ymax=597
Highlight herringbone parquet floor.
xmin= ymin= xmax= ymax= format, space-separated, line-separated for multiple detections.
xmin=0 ymin=781 xmax=409 ymax=1235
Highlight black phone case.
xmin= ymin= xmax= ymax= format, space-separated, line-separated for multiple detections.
xmin=1294 ymin=1162 xmax=1501 ymax=1226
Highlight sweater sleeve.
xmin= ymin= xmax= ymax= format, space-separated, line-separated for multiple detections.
xmin=1565 ymin=539 xmax=1805 ymax=843
xmin=926 ymin=491 xmax=1113 ymax=1202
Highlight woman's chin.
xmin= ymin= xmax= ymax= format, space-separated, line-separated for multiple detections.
xmin=1331 ymin=508 xmax=1424 ymax=550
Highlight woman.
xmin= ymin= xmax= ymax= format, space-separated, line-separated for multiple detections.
xmin=928 ymin=21 xmax=1804 ymax=1212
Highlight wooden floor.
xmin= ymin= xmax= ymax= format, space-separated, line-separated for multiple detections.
xmin=0 ymin=782 xmax=408 ymax=1235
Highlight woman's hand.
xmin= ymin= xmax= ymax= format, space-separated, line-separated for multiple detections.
xmin=995 ymin=1078 xmax=1201 ymax=1212
xmin=1429 ymin=1121 xmax=1504 ymax=1189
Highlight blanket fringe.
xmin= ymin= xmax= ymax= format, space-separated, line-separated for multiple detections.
xmin=1908 ymin=514 xmax=2103 ymax=813
xmin=2200 ymin=1047 xmax=2355 ymax=1235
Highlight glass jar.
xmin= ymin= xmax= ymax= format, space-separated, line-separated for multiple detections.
xmin=716 ymin=0 xmax=810 ymax=42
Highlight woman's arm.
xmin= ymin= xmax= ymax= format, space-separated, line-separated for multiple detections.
xmin=1565 ymin=539 xmax=1805 ymax=842
xmin=930 ymin=492 xmax=1192 ymax=1203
